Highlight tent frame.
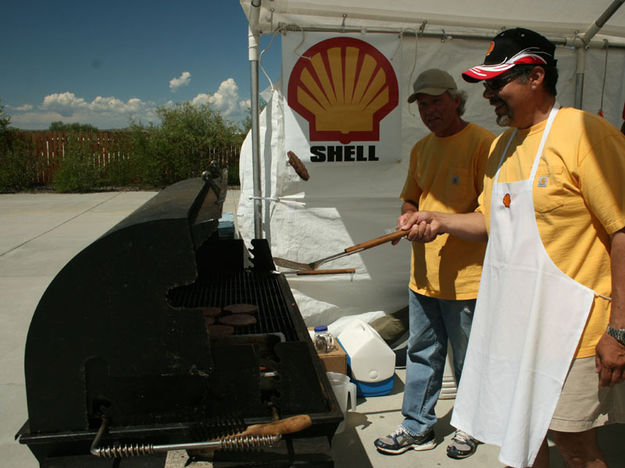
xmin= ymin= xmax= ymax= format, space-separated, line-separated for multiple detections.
xmin=244 ymin=0 xmax=625 ymax=238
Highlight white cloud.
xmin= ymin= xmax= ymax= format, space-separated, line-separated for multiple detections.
xmin=5 ymin=92 xmax=159 ymax=129
xmin=190 ymin=78 xmax=250 ymax=122
xmin=42 ymin=92 xmax=88 ymax=116
xmin=7 ymin=77 xmax=250 ymax=129
xmin=41 ymin=93 xmax=148 ymax=116
xmin=191 ymin=93 xmax=210 ymax=106
xmin=210 ymin=78 xmax=241 ymax=114
xmin=7 ymin=104 xmax=33 ymax=111
xmin=169 ymin=71 xmax=191 ymax=92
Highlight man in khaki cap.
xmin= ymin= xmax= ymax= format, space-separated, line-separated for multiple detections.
xmin=374 ymin=69 xmax=494 ymax=459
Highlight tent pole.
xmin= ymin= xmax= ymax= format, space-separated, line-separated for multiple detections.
xmin=574 ymin=47 xmax=586 ymax=109
xmin=248 ymin=0 xmax=263 ymax=238
xmin=574 ymin=0 xmax=625 ymax=108
xmin=582 ymin=0 xmax=625 ymax=41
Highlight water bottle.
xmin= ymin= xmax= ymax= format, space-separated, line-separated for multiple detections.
xmin=313 ymin=325 xmax=335 ymax=353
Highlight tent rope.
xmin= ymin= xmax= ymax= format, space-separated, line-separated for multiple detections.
xmin=293 ymin=25 xmax=311 ymax=61
xmin=259 ymin=30 xmax=279 ymax=93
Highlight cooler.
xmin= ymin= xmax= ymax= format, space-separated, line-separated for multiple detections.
xmin=337 ymin=319 xmax=395 ymax=397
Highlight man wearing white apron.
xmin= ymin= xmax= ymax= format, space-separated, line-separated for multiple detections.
xmin=401 ymin=28 xmax=625 ymax=467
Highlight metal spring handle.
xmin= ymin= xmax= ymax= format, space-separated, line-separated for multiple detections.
xmin=90 ymin=417 xmax=281 ymax=458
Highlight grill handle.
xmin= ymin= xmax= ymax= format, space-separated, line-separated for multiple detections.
xmin=90 ymin=417 xmax=281 ymax=458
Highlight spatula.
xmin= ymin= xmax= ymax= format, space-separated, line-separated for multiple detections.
xmin=273 ymin=229 xmax=409 ymax=271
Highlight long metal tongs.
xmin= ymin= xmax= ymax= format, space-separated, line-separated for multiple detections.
xmin=273 ymin=229 xmax=409 ymax=271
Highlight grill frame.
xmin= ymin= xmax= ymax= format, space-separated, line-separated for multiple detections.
xmin=17 ymin=177 xmax=343 ymax=467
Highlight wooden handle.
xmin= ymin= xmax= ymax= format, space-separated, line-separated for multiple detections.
xmin=344 ymin=229 xmax=410 ymax=253
xmin=238 ymin=414 xmax=313 ymax=436
xmin=296 ymin=268 xmax=355 ymax=275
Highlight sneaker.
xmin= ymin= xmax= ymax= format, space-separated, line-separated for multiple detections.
xmin=374 ymin=426 xmax=436 ymax=454
xmin=446 ymin=430 xmax=480 ymax=459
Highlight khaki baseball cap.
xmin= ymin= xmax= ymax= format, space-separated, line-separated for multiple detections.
xmin=407 ymin=69 xmax=457 ymax=103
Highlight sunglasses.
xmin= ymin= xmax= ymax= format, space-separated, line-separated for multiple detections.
xmin=483 ymin=67 xmax=531 ymax=91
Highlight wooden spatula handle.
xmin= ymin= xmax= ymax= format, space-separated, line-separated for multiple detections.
xmin=239 ymin=414 xmax=313 ymax=436
xmin=344 ymin=229 xmax=410 ymax=253
xmin=296 ymin=268 xmax=355 ymax=275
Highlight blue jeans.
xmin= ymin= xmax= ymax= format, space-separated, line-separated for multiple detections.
xmin=401 ymin=290 xmax=475 ymax=436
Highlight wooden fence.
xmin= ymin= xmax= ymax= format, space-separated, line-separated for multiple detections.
xmin=19 ymin=131 xmax=241 ymax=185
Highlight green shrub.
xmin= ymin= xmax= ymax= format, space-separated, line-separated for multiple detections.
xmin=126 ymin=124 xmax=167 ymax=187
xmin=52 ymin=134 xmax=102 ymax=192
xmin=0 ymin=131 xmax=39 ymax=192
xmin=105 ymin=154 xmax=141 ymax=187
xmin=0 ymin=100 xmax=40 ymax=191
xmin=127 ymin=103 xmax=243 ymax=188
xmin=101 ymin=132 xmax=142 ymax=187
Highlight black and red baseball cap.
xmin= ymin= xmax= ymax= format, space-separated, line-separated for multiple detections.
xmin=462 ymin=28 xmax=557 ymax=82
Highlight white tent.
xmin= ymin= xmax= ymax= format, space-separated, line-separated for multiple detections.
xmin=241 ymin=0 xmax=625 ymax=43
xmin=237 ymin=0 xmax=625 ymax=326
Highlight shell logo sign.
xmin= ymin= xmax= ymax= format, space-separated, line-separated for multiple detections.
xmin=287 ymin=37 xmax=399 ymax=145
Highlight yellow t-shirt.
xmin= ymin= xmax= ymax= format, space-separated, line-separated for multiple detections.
xmin=478 ymin=107 xmax=625 ymax=358
xmin=401 ymin=122 xmax=495 ymax=300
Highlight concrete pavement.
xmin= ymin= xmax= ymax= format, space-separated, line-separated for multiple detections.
xmin=1 ymin=189 xmax=623 ymax=467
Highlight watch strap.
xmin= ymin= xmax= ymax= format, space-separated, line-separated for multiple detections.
xmin=606 ymin=325 xmax=625 ymax=345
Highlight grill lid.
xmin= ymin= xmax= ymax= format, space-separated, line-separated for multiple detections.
xmin=24 ymin=177 xmax=223 ymax=434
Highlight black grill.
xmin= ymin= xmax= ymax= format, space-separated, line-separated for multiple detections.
xmin=17 ymin=175 xmax=342 ymax=467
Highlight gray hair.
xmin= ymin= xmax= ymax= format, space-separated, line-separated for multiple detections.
xmin=514 ymin=64 xmax=558 ymax=96
xmin=448 ymin=89 xmax=468 ymax=116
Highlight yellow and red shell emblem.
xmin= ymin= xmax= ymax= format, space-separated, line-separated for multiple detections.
xmin=503 ymin=193 xmax=511 ymax=207
xmin=288 ymin=37 xmax=399 ymax=144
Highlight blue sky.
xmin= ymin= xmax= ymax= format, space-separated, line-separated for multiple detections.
xmin=2 ymin=1 xmax=281 ymax=130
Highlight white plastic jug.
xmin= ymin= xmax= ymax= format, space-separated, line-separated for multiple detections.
xmin=326 ymin=371 xmax=357 ymax=434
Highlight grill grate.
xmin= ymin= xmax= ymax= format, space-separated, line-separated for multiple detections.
xmin=167 ymin=271 xmax=298 ymax=341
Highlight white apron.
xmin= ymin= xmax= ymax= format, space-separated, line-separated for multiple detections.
xmin=450 ymin=107 xmax=596 ymax=467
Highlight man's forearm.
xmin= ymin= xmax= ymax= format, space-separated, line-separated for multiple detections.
xmin=430 ymin=211 xmax=488 ymax=242
xmin=595 ymin=227 xmax=625 ymax=386
xmin=398 ymin=210 xmax=488 ymax=243
xmin=610 ymin=228 xmax=625 ymax=329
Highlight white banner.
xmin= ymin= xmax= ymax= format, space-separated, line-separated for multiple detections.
xmin=282 ymin=32 xmax=402 ymax=198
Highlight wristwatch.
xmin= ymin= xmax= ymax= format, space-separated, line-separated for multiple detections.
xmin=606 ymin=325 xmax=625 ymax=346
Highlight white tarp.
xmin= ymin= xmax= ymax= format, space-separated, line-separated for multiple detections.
xmin=241 ymin=0 xmax=625 ymax=43
xmin=238 ymin=1 xmax=625 ymax=326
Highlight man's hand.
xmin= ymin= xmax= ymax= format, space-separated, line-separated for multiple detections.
xmin=398 ymin=210 xmax=442 ymax=243
xmin=393 ymin=208 xmax=487 ymax=245
xmin=595 ymin=333 xmax=625 ymax=387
